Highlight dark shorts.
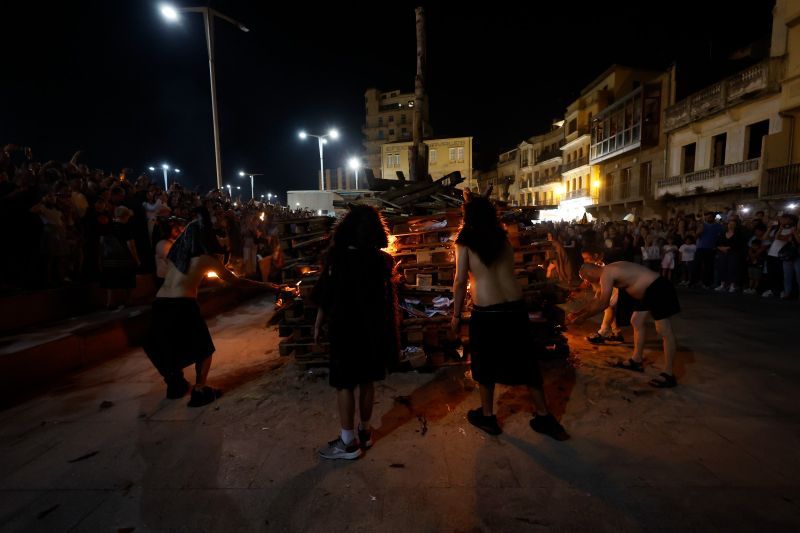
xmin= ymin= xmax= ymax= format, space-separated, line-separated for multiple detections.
xmin=144 ymin=298 xmax=215 ymax=379
xmin=469 ymin=300 xmax=543 ymax=388
xmin=616 ymin=276 xmax=681 ymax=326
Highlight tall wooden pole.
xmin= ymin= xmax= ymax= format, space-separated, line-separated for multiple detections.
xmin=409 ymin=7 xmax=428 ymax=182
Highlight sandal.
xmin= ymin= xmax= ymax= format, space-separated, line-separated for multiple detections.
xmin=607 ymin=358 xmax=644 ymax=372
xmin=586 ymin=333 xmax=605 ymax=344
xmin=188 ymin=386 xmax=222 ymax=407
xmin=649 ymin=373 xmax=677 ymax=388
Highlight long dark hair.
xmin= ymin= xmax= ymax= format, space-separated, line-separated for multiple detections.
xmin=456 ymin=196 xmax=508 ymax=266
xmin=331 ymin=204 xmax=389 ymax=251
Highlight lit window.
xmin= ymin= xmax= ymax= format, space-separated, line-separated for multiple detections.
xmin=430 ymin=149 xmax=437 ymax=163
xmin=457 ymin=147 xmax=464 ymax=162
xmin=449 ymin=148 xmax=456 ymax=162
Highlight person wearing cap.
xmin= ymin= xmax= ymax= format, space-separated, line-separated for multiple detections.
xmin=100 ymin=205 xmax=140 ymax=309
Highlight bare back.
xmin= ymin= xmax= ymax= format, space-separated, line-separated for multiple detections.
xmin=458 ymin=243 xmax=522 ymax=307
xmin=603 ymin=261 xmax=659 ymax=300
xmin=157 ymin=255 xmax=221 ymax=299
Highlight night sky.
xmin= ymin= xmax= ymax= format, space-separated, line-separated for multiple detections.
xmin=1 ymin=0 xmax=776 ymax=199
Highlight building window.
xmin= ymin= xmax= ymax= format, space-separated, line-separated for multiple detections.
xmin=621 ymin=167 xmax=631 ymax=198
xmin=401 ymin=128 xmax=407 ymax=136
xmin=389 ymin=129 xmax=395 ymax=135
xmin=712 ymin=133 xmax=727 ymax=167
xmin=400 ymin=114 xmax=407 ymax=124
xmin=578 ymin=147 xmax=583 ymax=158
xmin=534 ymin=191 xmax=540 ymax=205
xmin=378 ymin=118 xmax=384 ymax=126
xmin=430 ymin=149 xmax=437 ymax=163
xmin=682 ymin=143 xmax=696 ymax=174
xmin=568 ymin=118 xmax=578 ymax=134
xmin=746 ymin=120 xmax=769 ymax=159
xmin=381 ymin=94 xmax=387 ymax=100
xmin=378 ymin=130 xmax=385 ymax=140
xmin=640 ymin=162 xmax=652 ymax=196
xmin=578 ymin=176 xmax=583 ymax=190
xmin=457 ymin=147 xmax=464 ymax=162
xmin=389 ymin=115 xmax=394 ymax=123
xmin=527 ymin=192 xmax=533 ymax=204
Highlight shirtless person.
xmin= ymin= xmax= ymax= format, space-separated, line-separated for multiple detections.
xmin=145 ymin=206 xmax=285 ymax=407
xmin=567 ymin=261 xmax=680 ymax=388
xmin=451 ymin=194 xmax=568 ymax=439
xmin=581 ymin=247 xmax=624 ymax=344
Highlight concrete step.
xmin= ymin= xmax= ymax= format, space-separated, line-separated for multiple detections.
xmin=0 ymin=275 xmax=157 ymax=334
xmin=0 ymin=286 xmax=268 ymax=408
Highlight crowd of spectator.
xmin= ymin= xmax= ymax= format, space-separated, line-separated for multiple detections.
xmin=529 ymin=207 xmax=800 ymax=300
xmin=0 ymin=144 xmax=317 ymax=302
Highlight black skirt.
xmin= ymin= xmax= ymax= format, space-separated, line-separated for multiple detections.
xmin=144 ymin=298 xmax=215 ymax=378
xmin=469 ymin=300 xmax=543 ymax=388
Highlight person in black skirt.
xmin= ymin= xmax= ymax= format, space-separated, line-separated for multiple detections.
xmin=451 ymin=191 xmax=568 ymax=440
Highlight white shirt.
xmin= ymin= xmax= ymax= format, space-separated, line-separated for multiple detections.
xmin=767 ymin=228 xmax=793 ymax=257
xmin=679 ymin=243 xmax=696 ymax=262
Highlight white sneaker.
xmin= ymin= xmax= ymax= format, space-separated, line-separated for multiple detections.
xmin=318 ymin=437 xmax=362 ymax=460
xmin=743 ymin=289 xmax=755 ymax=295
xmin=762 ymin=290 xmax=774 ymax=298
xmin=714 ymin=285 xmax=727 ymax=292
xmin=729 ymin=285 xmax=738 ymax=293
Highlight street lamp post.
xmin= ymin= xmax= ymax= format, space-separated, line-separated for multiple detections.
xmin=226 ymin=184 xmax=232 ymax=198
xmin=149 ymin=164 xmax=180 ymax=190
xmin=299 ymin=129 xmax=339 ymax=191
xmin=239 ymin=170 xmax=263 ymax=200
xmin=160 ymin=4 xmax=249 ymax=190
xmin=267 ymin=192 xmax=273 ymax=204
xmin=348 ymin=157 xmax=361 ymax=190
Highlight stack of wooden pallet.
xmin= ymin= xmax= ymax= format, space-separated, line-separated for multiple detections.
xmin=271 ymin=217 xmax=333 ymax=369
xmin=273 ymin=216 xmax=334 ymax=285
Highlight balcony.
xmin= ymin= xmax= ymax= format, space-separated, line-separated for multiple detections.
xmin=534 ymin=172 xmax=563 ymax=187
xmin=535 ymin=141 xmax=566 ymax=164
xmin=762 ymin=163 xmax=800 ymax=198
xmin=564 ymin=188 xmax=591 ymax=200
xmin=656 ymin=158 xmax=761 ymax=197
xmin=562 ymin=155 xmax=589 ymax=173
xmin=664 ymin=58 xmax=783 ymax=132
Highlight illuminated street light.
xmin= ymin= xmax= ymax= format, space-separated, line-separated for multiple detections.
xmin=150 ymin=163 xmax=180 ymax=190
xmin=160 ymin=3 xmax=249 ymax=189
xmin=298 ymin=128 xmax=340 ymax=191
xmin=348 ymin=157 xmax=361 ymax=189
xmin=239 ymin=170 xmax=263 ymax=200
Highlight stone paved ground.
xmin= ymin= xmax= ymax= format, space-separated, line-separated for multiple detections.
xmin=1 ymin=291 xmax=799 ymax=532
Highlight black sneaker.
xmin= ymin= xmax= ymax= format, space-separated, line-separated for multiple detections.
xmin=166 ymin=377 xmax=190 ymax=399
xmin=358 ymin=427 xmax=373 ymax=450
xmin=467 ymin=407 xmax=502 ymax=435
xmin=530 ymin=414 xmax=570 ymax=441
xmin=187 ymin=386 xmax=222 ymax=407
xmin=605 ymin=333 xmax=624 ymax=343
